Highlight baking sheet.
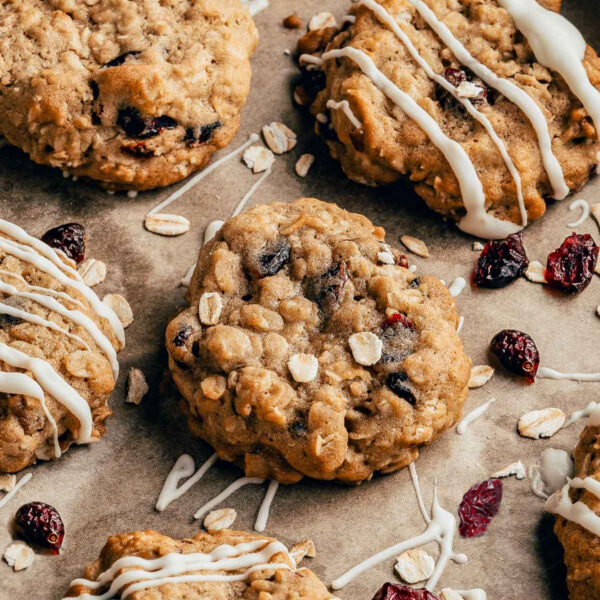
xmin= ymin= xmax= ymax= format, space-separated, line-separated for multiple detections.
xmin=1 ymin=1 xmax=599 ymax=598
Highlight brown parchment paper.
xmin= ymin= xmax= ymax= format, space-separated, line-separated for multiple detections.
xmin=1 ymin=1 xmax=599 ymax=598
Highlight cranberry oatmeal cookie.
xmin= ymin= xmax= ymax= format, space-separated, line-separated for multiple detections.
xmin=166 ymin=198 xmax=470 ymax=484
xmin=0 ymin=220 xmax=124 ymax=473
xmin=0 ymin=0 xmax=258 ymax=191
xmin=62 ymin=529 xmax=332 ymax=600
xmin=296 ymin=0 xmax=600 ymax=238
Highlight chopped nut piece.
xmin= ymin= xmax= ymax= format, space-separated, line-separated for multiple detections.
xmin=288 ymin=353 xmax=319 ymax=383
xmin=348 ymin=332 xmax=383 ymax=366
xmin=3 ymin=542 xmax=35 ymax=571
xmin=473 ymin=241 xmax=484 ymax=251
xmin=400 ymin=235 xmax=430 ymax=258
xmin=203 ymin=508 xmax=237 ymax=531
xmin=103 ymin=294 xmax=134 ymax=327
xmin=283 ymin=13 xmax=302 ymax=28
xmin=78 ymin=259 xmax=107 ymax=287
xmin=144 ymin=213 xmax=190 ymax=236
xmin=518 ymin=408 xmax=566 ymax=439
xmin=199 ymin=292 xmax=223 ymax=326
xmin=290 ymin=539 xmax=316 ymax=564
xmin=525 ymin=260 xmax=547 ymax=284
xmin=0 ymin=474 xmax=16 ymax=492
xmin=295 ymin=154 xmax=315 ymax=178
xmin=126 ymin=368 xmax=149 ymax=405
xmin=493 ymin=461 xmax=526 ymax=480
xmin=243 ymin=146 xmax=275 ymax=173
xmin=468 ymin=365 xmax=495 ymax=389
xmin=308 ymin=11 xmax=337 ymax=31
xmin=394 ymin=548 xmax=435 ymax=584
xmin=262 ymin=122 xmax=297 ymax=155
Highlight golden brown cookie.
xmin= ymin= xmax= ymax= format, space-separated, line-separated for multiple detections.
xmin=63 ymin=529 xmax=333 ymax=600
xmin=0 ymin=0 xmax=258 ymax=191
xmin=166 ymin=198 xmax=471 ymax=484
xmin=0 ymin=220 xmax=125 ymax=473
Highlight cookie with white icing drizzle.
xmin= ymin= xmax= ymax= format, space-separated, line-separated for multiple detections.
xmin=297 ymin=0 xmax=600 ymax=239
xmin=0 ymin=220 xmax=124 ymax=473
xmin=61 ymin=529 xmax=332 ymax=600
xmin=166 ymin=198 xmax=470 ymax=484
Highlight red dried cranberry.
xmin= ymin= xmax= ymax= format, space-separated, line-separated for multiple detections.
xmin=257 ymin=240 xmax=291 ymax=277
xmin=372 ymin=583 xmax=440 ymax=600
xmin=444 ymin=67 xmax=467 ymax=87
xmin=545 ymin=233 xmax=598 ymax=294
xmin=472 ymin=233 xmax=529 ymax=288
xmin=396 ymin=254 xmax=409 ymax=269
xmin=104 ymin=50 xmax=141 ymax=68
xmin=308 ymin=262 xmax=348 ymax=316
xmin=121 ymin=141 xmax=156 ymax=157
xmin=458 ymin=478 xmax=503 ymax=538
xmin=441 ymin=68 xmax=489 ymax=106
xmin=117 ymin=107 xmax=178 ymax=139
xmin=15 ymin=502 xmax=65 ymax=554
xmin=490 ymin=329 xmax=539 ymax=382
xmin=386 ymin=373 xmax=416 ymax=405
xmin=41 ymin=223 xmax=86 ymax=264
xmin=173 ymin=326 xmax=193 ymax=347
xmin=383 ymin=313 xmax=415 ymax=330
xmin=184 ymin=121 xmax=222 ymax=146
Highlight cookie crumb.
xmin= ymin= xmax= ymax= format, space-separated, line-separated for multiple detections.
xmin=394 ymin=548 xmax=435 ymax=584
xmin=473 ymin=241 xmax=484 ymax=251
xmin=283 ymin=14 xmax=302 ymax=29
xmin=468 ymin=365 xmax=494 ymax=388
xmin=3 ymin=542 xmax=35 ymax=572
xmin=126 ymin=368 xmax=149 ymax=405
xmin=308 ymin=12 xmax=337 ymax=31
xmin=295 ymin=154 xmax=315 ymax=177
xmin=290 ymin=539 xmax=316 ymax=563
xmin=493 ymin=461 xmax=526 ymax=480
xmin=525 ymin=260 xmax=547 ymax=284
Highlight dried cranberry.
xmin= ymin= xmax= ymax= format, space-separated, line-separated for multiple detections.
xmin=121 ymin=142 xmax=156 ymax=157
xmin=247 ymin=239 xmax=291 ymax=278
xmin=439 ymin=68 xmax=489 ymax=109
xmin=308 ymin=262 xmax=348 ymax=316
xmin=458 ymin=478 xmax=503 ymax=538
xmin=472 ymin=233 xmax=529 ymax=288
xmin=104 ymin=50 xmax=141 ymax=68
xmin=444 ymin=67 xmax=467 ymax=88
xmin=15 ymin=502 xmax=65 ymax=554
xmin=383 ymin=313 xmax=415 ymax=330
xmin=490 ymin=329 xmax=539 ymax=382
xmin=41 ymin=223 xmax=86 ymax=264
xmin=173 ymin=326 xmax=193 ymax=347
xmin=378 ymin=315 xmax=418 ymax=373
xmin=289 ymin=419 xmax=307 ymax=436
xmin=386 ymin=373 xmax=416 ymax=405
xmin=545 ymin=233 xmax=598 ymax=294
xmin=372 ymin=583 xmax=440 ymax=600
xmin=396 ymin=254 xmax=409 ymax=269
xmin=117 ymin=107 xmax=178 ymax=139
xmin=184 ymin=121 xmax=221 ymax=146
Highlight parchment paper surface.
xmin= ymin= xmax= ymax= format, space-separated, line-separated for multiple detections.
xmin=1 ymin=1 xmax=599 ymax=598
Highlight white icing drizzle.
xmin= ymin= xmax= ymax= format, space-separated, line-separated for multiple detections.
xmin=564 ymin=401 xmax=600 ymax=428
xmin=529 ymin=448 xmax=574 ymax=499
xmin=448 ymin=277 xmax=467 ymax=297
xmin=456 ymin=315 xmax=464 ymax=333
xmin=456 ymin=398 xmax=496 ymax=435
xmin=156 ymin=453 xmax=218 ymax=512
xmin=147 ymin=134 xmax=259 ymax=218
xmin=537 ymin=366 xmax=600 ymax=382
xmin=315 ymin=48 xmax=522 ymax=239
xmin=231 ymin=167 xmax=272 ymax=218
xmin=498 ymin=0 xmax=600 ymax=137
xmin=255 ymin=480 xmax=279 ymax=533
xmin=0 ymin=472 xmax=32 ymax=510
xmin=0 ymin=270 xmax=85 ymax=309
xmin=332 ymin=463 xmax=465 ymax=591
xmin=326 ymin=99 xmax=363 ymax=130
xmin=194 ymin=477 xmax=266 ymax=520
xmin=63 ymin=539 xmax=294 ymax=600
xmin=566 ymin=198 xmax=590 ymax=227
xmin=407 ymin=0 xmax=569 ymax=201
xmin=546 ymin=476 xmax=600 ymax=536
xmin=357 ymin=0 xmax=528 ymax=229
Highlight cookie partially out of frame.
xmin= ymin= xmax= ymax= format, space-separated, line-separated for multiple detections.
xmin=63 ymin=529 xmax=332 ymax=600
xmin=166 ymin=198 xmax=470 ymax=484
xmin=0 ymin=0 xmax=258 ymax=191
xmin=296 ymin=0 xmax=600 ymax=236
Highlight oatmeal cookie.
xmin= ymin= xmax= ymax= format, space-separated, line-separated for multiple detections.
xmin=0 ymin=220 xmax=125 ymax=473
xmin=166 ymin=198 xmax=470 ymax=484
xmin=63 ymin=529 xmax=332 ymax=600
xmin=296 ymin=0 xmax=600 ymax=237
xmin=0 ymin=0 xmax=258 ymax=191
xmin=553 ymin=415 xmax=600 ymax=600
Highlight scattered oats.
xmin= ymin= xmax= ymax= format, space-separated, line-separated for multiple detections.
xmin=293 ymin=85 xmax=311 ymax=107
xmin=262 ymin=122 xmax=297 ymax=154
xmin=348 ymin=332 xmax=383 ymax=366
xmin=103 ymin=294 xmax=134 ymax=328
xmin=591 ymin=202 xmax=600 ymax=227
xmin=127 ymin=190 xmax=138 ymax=198
xmin=394 ymin=549 xmax=435 ymax=584
xmin=283 ymin=48 xmax=291 ymax=55
xmin=468 ymin=365 xmax=495 ymax=389
xmin=144 ymin=213 xmax=190 ymax=236
xmin=456 ymin=81 xmax=484 ymax=98
xmin=493 ymin=461 xmax=527 ymax=480
xmin=295 ymin=154 xmax=315 ymax=178
xmin=3 ymin=542 xmax=34 ymax=572
xmin=290 ymin=539 xmax=316 ymax=564
xmin=518 ymin=408 xmax=566 ymax=439
xmin=78 ymin=259 xmax=107 ymax=287
xmin=525 ymin=260 xmax=547 ymax=284
xmin=440 ymin=590 xmax=465 ymax=600
xmin=283 ymin=13 xmax=302 ymax=29
xmin=199 ymin=292 xmax=223 ymax=326
xmin=181 ymin=263 xmax=196 ymax=287
xmin=377 ymin=251 xmax=395 ymax=265
xmin=473 ymin=241 xmax=484 ymax=251
xmin=204 ymin=220 xmax=224 ymax=245
xmin=243 ymin=146 xmax=275 ymax=173
xmin=288 ymin=353 xmax=319 ymax=383
xmin=308 ymin=12 xmax=337 ymax=30
xmin=204 ymin=508 xmax=237 ymax=531
xmin=126 ymin=368 xmax=149 ymax=405
xmin=400 ymin=235 xmax=429 ymax=258
xmin=0 ymin=474 xmax=16 ymax=492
